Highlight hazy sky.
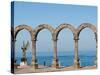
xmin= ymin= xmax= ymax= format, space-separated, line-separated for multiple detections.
xmin=13 ymin=1 xmax=97 ymax=56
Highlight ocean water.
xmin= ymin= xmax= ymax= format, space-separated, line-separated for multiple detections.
xmin=15 ymin=55 xmax=96 ymax=67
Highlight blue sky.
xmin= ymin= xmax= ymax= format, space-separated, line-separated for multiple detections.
xmin=13 ymin=1 xmax=97 ymax=56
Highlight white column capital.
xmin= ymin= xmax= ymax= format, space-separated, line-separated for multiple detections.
xmin=74 ymin=37 xmax=79 ymax=40
xmin=52 ymin=38 xmax=58 ymax=41
xmin=31 ymin=38 xmax=37 ymax=41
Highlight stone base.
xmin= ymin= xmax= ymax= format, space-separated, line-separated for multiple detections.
xmin=32 ymin=60 xmax=38 ymax=69
xmin=94 ymin=60 xmax=97 ymax=67
xmin=74 ymin=59 xmax=80 ymax=69
xmin=52 ymin=59 xmax=59 ymax=68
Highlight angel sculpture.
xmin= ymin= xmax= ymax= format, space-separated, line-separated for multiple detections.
xmin=21 ymin=41 xmax=29 ymax=64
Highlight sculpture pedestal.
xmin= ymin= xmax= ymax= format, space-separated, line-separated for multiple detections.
xmin=21 ymin=58 xmax=27 ymax=65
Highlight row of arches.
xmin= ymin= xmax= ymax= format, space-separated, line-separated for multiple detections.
xmin=12 ymin=23 xmax=97 ymax=69
xmin=14 ymin=23 xmax=97 ymax=41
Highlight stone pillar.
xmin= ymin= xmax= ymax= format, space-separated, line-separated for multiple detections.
xmin=14 ymin=39 xmax=21 ymax=69
xmin=94 ymin=44 xmax=97 ymax=67
xmin=74 ymin=37 xmax=80 ymax=69
xmin=31 ymin=39 xmax=38 ymax=69
xmin=14 ymin=39 xmax=16 ymax=63
xmin=52 ymin=39 xmax=59 ymax=68
xmin=94 ymin=33 xmax=97 ymax=67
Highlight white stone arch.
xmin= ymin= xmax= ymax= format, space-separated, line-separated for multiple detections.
xmin=14 ymin=25 xmax=35 ymax=68
xmin=33 ymin=24 xmax=54 ymax=40
xmin=76 ymin=23 xmax=97 ymax=68
xmin=54 ymin=23 xmax=76 ymax=40
xmin=14 ymin=25 xmax=33 ymax=39
xmin=52 ymin=23 xmax=76 ymax=68
xmin=32 ymin=24 xmax=55 ymax=68
xmin=77 ymin=23 xmax=97 ymax=38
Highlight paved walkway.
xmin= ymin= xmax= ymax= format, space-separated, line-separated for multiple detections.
xmin=15 ymin=64 xmax=96 ymax=74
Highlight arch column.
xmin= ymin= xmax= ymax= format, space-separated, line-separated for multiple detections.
xmin=94 ymin=32 xmax=97 ymax=66
xmin=31 ymin=38 xmax=38 ymax=69
xmin=74 ymin=37 xmax=80 ymax=69
xmin=13 ymin=39 xmax=19 ymax=70
xmin=52 ymin=38 xmax=59 ymax=68
xmin=13 ymin=39 xmax=16 ymax=62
